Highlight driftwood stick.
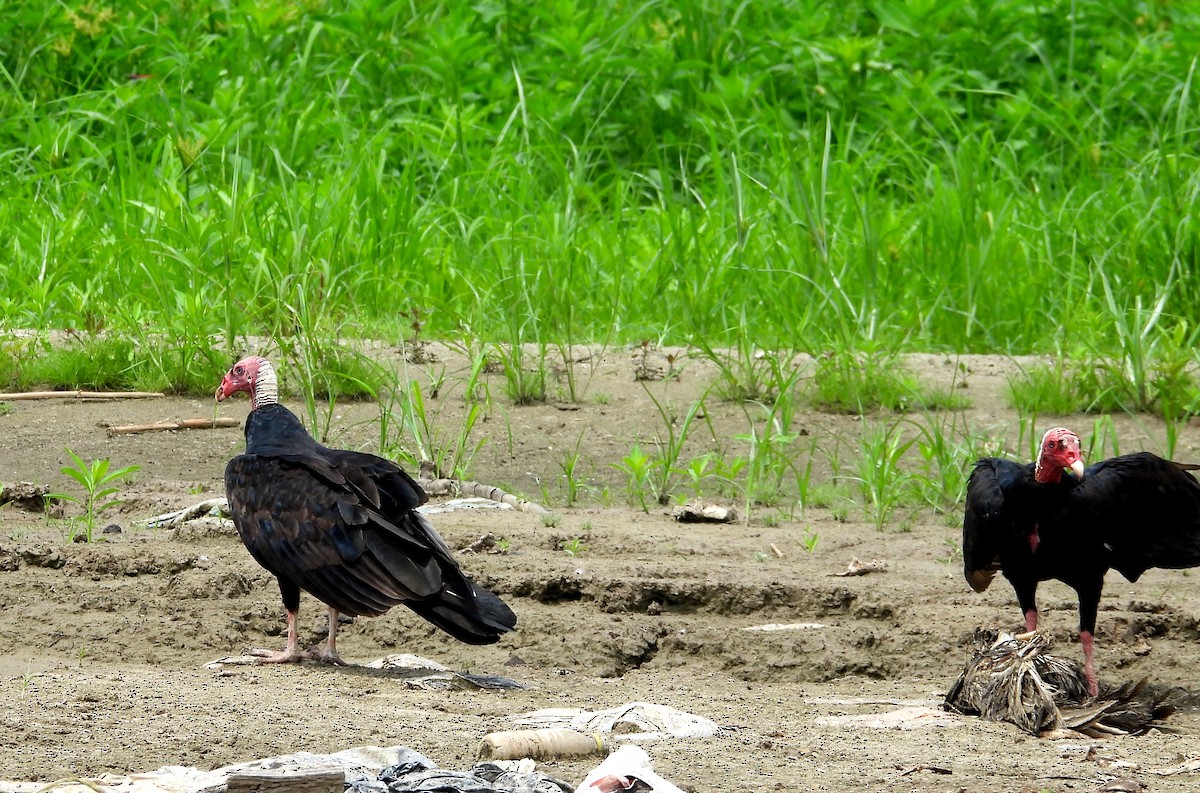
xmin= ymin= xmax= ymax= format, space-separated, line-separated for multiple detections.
xmin=145 ymin=498 xmax=231 ymax=529
xmin=832 ymin=557 xmax=889 ymax=577
xmin=460 ymin=532 xmax=499 ymax=553
xmin=0 ymin=390 xmax=165 ymax=400
xmin=107 ymin=417 xmax=241 ymax=436
xmin=417 ymin=477 xmax=551 ymax=514
xmin=146 ymin=476 xmax=549 ymax=530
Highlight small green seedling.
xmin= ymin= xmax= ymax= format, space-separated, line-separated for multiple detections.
xmin=50 ymin=448 xmax=141 ymax=543
xmin=800 ymin=527 xmax=820 ymax=554
xmin=561 ymin=537 xmax=588 ymax=557
xmin=612 ymin=445 xmax=657 ymax=512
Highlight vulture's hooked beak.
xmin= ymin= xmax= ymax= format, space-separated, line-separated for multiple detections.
xmin=215 ymin=376 xmax=232 ymax=402
xmin=1069 ymin=459 xmax=1085 ymax=479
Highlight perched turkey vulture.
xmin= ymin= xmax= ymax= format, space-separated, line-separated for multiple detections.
xmin=964 ymin=427 xmax=1200 ymax=696
xmin=216 ymin=356 xmax=516 ymax=663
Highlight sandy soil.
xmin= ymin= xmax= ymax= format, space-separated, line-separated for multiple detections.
xmin=2 ymin=346 xmax=1200 ymax=792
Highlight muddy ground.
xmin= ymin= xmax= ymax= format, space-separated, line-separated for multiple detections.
xmin=3 ymin=346 xmax=1200 ymax=792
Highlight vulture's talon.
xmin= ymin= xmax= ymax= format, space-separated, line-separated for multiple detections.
xmin=245 ymin=647 xmax=306 ymax=664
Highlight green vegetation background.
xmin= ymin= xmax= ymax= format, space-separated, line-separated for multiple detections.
xmin=2 ymin=0 xmax=1199 ymax=367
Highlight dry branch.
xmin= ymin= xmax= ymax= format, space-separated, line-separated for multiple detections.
xmin=477 ymin=728 xmax=608 ymax=761
xmin=146 ymin=476 xmax=549 ymax=530
xmin=145 ymin=498 xmax=231 ymax=529
xmin=107 ymin=417 xmax=241 ymax=436
xmin=832 ymin=557 xmax=889 ymax=576
xmin=0 ymin=390 xmax=164 ymax=400
xmin=460 ymin=533 xmax=499 ymax=553
xmin=417 ymin=477 xmax=550 ymax=514
xmin=896 ymin=764 xmax=952 ymax=777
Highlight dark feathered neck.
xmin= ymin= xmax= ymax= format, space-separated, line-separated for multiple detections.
xmin=244 ymin=403 xmax=315 ymax=455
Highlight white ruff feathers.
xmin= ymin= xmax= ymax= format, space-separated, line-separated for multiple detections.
xmin=252 ymin=358 xmax=279 ymax=409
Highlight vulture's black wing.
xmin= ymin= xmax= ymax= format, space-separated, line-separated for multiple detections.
xmin=1063 ymin=453 xmax=1200 ymax=582
xmin=225 ymin=453 xmax=443 ymax=616
xmin=963 ymin=457 xmax=1034 ymax=592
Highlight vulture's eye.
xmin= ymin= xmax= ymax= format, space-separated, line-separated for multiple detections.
xmin=235 ymin=366 xmax=245 ymax=376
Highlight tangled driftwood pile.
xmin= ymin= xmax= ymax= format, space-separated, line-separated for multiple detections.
xmin=943 ymin=629 xmax=1175 ymax=737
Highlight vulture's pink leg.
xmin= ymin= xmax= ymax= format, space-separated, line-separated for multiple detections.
xmin=1080 ymin=630 xmax=1098 ymax=698
xmin=315 ymin=607 xmax=347 ymax=665
xmin=248 ymin=609 xmax=309 ymax=663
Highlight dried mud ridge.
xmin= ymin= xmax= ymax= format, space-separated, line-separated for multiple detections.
xmin=11 ymin=536 xmax=1200 ymax=697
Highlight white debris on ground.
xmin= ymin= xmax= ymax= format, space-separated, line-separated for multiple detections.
xmin=743 ymin=622 xmax=829 ymax=632
xmin=417 ymin=497 xmax=514 ymax=515
xmin=0 ymin=745 xmax=410 ymax=793
xmin=510 ymin=702 xmax=720 ymax=742
xmin=0 ymin=744 xmax=691 ymax=793
xmin=815 ymin=706 xmax=964 ymax=731
xmin=574 ymin=745 xmax=687 ymax=793
xmin=201 ymin=653 xmax=523 ymax=691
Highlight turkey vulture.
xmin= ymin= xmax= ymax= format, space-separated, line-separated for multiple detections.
xmin=964 ymin=427 xmax=1200 ymax=696
xmin=215 ymin=356 xmax=516 ymax=663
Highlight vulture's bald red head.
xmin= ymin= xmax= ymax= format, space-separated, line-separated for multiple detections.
xmin=1034 ymin=427 xmax=1085 ymax=484
xmin=216 ymin=356 xmax=277 ymax=410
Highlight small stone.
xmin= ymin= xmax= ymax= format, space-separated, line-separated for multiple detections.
xmin=103 ymin=523 xmax=122 ymax=534
xmin=647 ymin=601 xmax=663 ymax=616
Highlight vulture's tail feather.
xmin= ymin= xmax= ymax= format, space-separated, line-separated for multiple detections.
xmin=405 ymin=583 xmax=517 ymax=645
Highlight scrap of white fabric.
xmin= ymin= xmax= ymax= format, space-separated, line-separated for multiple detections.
xmin=511 ymin=702 xmax=720 ymax=742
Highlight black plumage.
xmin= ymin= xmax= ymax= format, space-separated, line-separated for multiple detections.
xmin=218 ymin=357 xmax=515 ymax=663
xmin=964 ymin=431 xmax=1200 ymax=695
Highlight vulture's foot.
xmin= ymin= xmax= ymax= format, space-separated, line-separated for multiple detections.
xmin=307 ymin=645 xmax=347 ymax=666
xmin=246 ymin=646 xmax=311 ymax=664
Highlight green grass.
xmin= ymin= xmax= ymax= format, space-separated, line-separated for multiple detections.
xmin=807 ymin=350 xmax=970 ymax=414
xmin=2 ymin=0 xmax=1199 ymax=385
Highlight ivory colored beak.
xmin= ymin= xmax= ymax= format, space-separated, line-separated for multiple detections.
xmin=1069 ymin=459 xmax=1085 ymax=478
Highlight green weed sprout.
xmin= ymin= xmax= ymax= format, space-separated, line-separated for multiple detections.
xmin=50 ymin=448 xmax=141 ymax=543
xmin=561 ymin=537 xmax=588 ymax=557
xmin=612 ymin=445 xmax=656 ymax=512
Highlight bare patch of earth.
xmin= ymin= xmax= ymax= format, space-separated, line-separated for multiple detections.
xmin=2 ymin=348 xmax=1200 ymax=792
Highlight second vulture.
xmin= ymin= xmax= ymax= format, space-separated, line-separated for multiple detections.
xmin=963 ymin=427 xmax=1200 ymax=696
xmin=216 ymin=355 xmax=516 ymax=663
